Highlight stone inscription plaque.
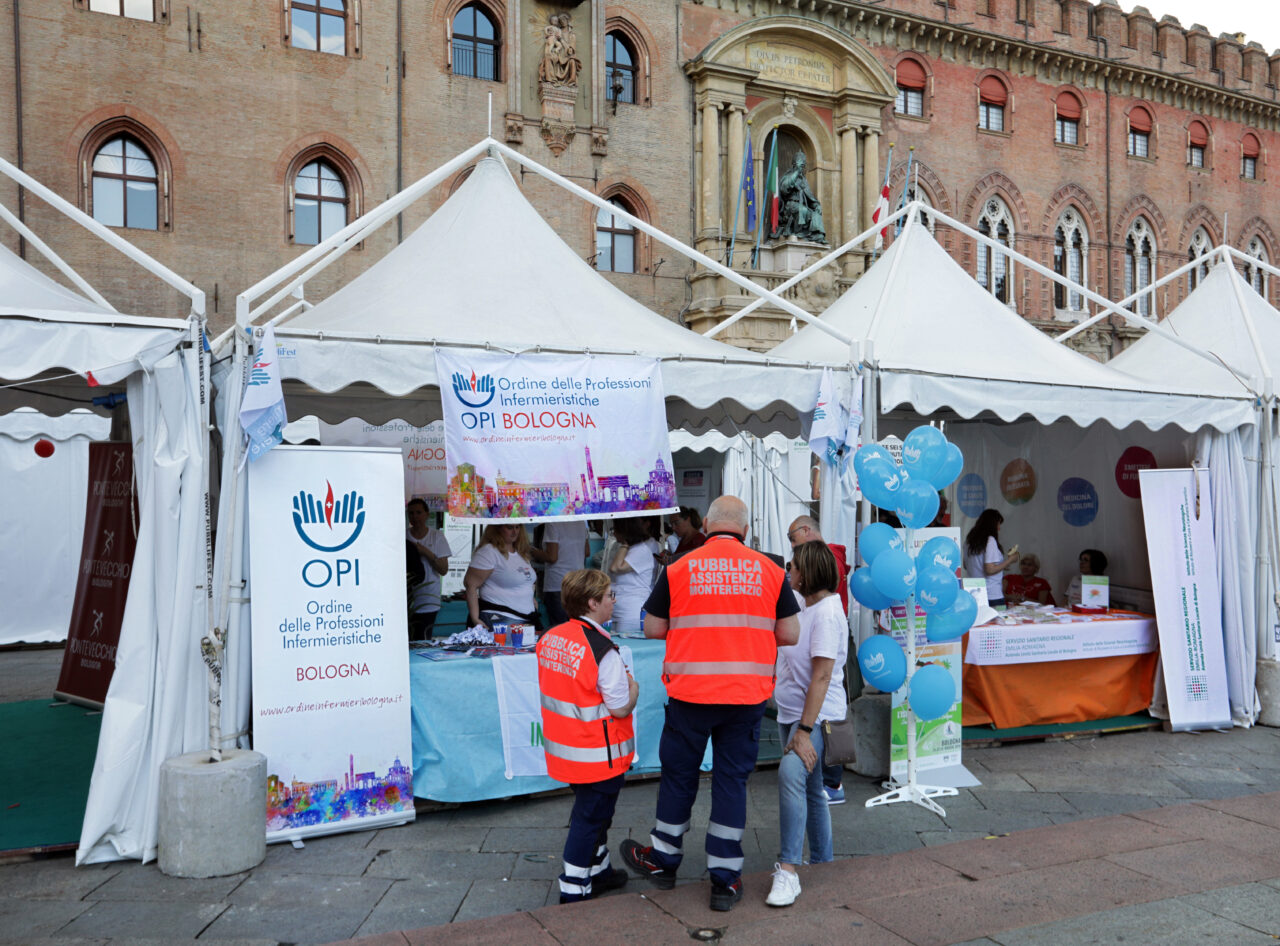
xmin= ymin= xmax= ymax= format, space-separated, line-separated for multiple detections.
xmin=746 ymin=42 xmax=835 ymax=91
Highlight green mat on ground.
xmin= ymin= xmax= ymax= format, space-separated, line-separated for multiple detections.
xmin=962 ymin=711 xmax=1158 ymax=743
xmin=1 ymin=699 xmax=102 ymax=853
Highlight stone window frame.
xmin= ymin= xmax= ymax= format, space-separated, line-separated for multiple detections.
xmin=282 ymin=0 xmax=362 ymax=59
xmin=976 ymin=72 xmax=1012 ymax=136
xmin=975 ymin=196 xmax=1015 ymax=305
xmin=1186 ymin=119 xmax=1211 ymax=171
xmin=1242 ymin=235 xmax=1270 ymax=299
xmin=1124 ymin=216 xmax=1157 ymax=317
xmin=1241 ymin=133 xmax=1262 ymax=181
xmin=445 ymin=0 xmax=504 ymax=82
xmin=593 ymin=185 xmax=651 ymax=275
xmin=1053 ymin=88 xmax=1085 ymax=148
xmin=1186 ymin=227 xmax=1213 ymax=291
xmin=78 ymin=117 xmax=173 ymax=232
xmin=1053 ymin=208 xmax=1089 ymax=316
xmin=76 ymin=0 xmax=170 ymax=23
xmin=1126 ymin=105 xmax=1155 ymax=160
xmin=284 ymin=145 xmax=363 ymax=247
xmin=604 ymin=17 xmax=653 ymax=108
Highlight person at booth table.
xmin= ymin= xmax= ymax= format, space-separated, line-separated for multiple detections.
xmin=532 ymin=519 xmax=590 ymax=625
xmin=406 ymin=499 xmax=451 ymax=641
xmin=536 ymin=568 xmax=638 ymax=903
xmin=607 ymin=517 xmax=660 ymax=634
xmin=464 ymin=523 xmax=542 ymax=632
xmin=1004 ymin=553 xmax=1055 ymax=606
xmin=659 ymin=507 xmax=706 ymax=565
xmin=1065 ymin=548 xmax=1108 ymax=608
xmin=964 ymin=508 xmax=1018 ymax=609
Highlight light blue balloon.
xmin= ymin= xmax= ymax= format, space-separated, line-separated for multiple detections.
xmin=860 ymin=457 xmax=908 ymax=510
xmin=858 ymin=522 xmax=904 ymax=565
xmin=853 ymin=444 xmax=895 ymax=480
xmin=929 ymin=442 xmax=965 ymax=491
xmin=849 ymin=566 xmax=894 ymax=610
xmin=894 ymin=479 xmax=940 ymax=528
xmin=915 ymin=565 xmax=959 ymax=614
xmin=909 ymin=663 xmax=957 ymax=721
xmin=857 ymin=634 xmax=908 ymax=693
xmin=870 ymin=548 xmax=916 ymax=601
xmin=918 ymin=536 xmax=961 ymax=574
xmin=902 ymin=426 xmax=948 ymax=483
xmin=925 ymin=590 xmax=978 ymax=642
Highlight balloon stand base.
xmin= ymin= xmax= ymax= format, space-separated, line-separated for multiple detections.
xmin=865 ymin=779 xmax=957 ymax=818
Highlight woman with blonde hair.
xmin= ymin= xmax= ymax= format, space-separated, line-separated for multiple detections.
xmin=464 ymin=523 xmax=541 ymax=631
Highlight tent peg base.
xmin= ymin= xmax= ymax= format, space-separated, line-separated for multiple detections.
xmin=865 ymin=780 xmax=957 ymax=818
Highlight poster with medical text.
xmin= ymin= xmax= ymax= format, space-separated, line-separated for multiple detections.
xmin=435 ymin=349 xmax=677 ymax=522
xmin=313 ymin=418 xmax=448 ymax=510
xmin=248 ymin=446 xmax=414 ymax=843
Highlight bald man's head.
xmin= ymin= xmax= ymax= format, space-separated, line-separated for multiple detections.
xmin=705 ymin=495 xmax=749 ymax=536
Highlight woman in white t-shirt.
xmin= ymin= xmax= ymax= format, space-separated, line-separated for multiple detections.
xmin=406 ymin=499 xmax=452 ymax=640
xmin=464 ymin=523 xmax=540 ymax=630
xmin=767 ymin=540 xmax=848 ymax=908
xmin=606 ymin=517 xmax=660 ymax=634
xmin=534 ymin=520 xmax=589 ymax=625
xmin=963 ymin=508 xmax=1018 ymax=608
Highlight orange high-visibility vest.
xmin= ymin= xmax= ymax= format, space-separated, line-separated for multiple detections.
xmin=662 ymin=534 xmax=784 ymax=704
xmin=536 ymin=619 xmax=636 ymax=784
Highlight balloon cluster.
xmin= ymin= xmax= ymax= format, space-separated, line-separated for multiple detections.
xmin=851 ymin=426 xmax=977 ymax=721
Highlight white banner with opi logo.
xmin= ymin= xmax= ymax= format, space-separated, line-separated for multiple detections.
xmin=434 ymin=349 xmax=677 ymax=522
xmin=248 ymin=446 xmax=414 ymax=843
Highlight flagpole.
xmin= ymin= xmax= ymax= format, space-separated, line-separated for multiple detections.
xmin=726 ymin=121 xmax=752 ymax=267
xmin=752 ymin=126 xmax=778 ymax=269
xmin=871 ymin=143 xmax=894 ymax=263
xmin=895 ymin=145 xmax=914 ymax=237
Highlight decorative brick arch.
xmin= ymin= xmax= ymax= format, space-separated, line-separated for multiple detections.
xmin=436 ymin=0 xmax=507 ymax=81
xmin=1178 ymin=203 xmax=1222 ymax=250
xmin=1112 ymin=194 xmax=1167 ymax=248
xmin=605 ymin=7 xmax=660 ymax=106
xmin=1041 ymin=183 xmax=1104 ymax=240
xmin=1236 ymin=217 xmax=1279 ymax=258
xmin=962 ymin=171 xmax=1029 ymax=234
xmin=592 ymin=178 xmax=656 ymax=273
xmin=276 ymin=135 xmax=369 ymax=246
xmin=889 ymin=159 xmax=951 ymax=215
xmin=71 ymin=107 xmax=183 ymax=231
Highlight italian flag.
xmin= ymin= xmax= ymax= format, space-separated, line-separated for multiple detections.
xmin=764 ymin=134 xmax=780 ymax=236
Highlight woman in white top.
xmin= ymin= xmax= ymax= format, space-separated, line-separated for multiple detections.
xmin=406 ymin=498 xmax=451 ymax=641
xmin=963 ymin=508 xmax=1018 ymax=608
xmin=767 ymin=540 xmax=848 ymax=908
xmin=606 ymin=517 xmax=660 ymax=633
xmin=464 ymin=523 xmax=540 ymax=630
xmin=534 ymin=520 xmax=589 ymax=625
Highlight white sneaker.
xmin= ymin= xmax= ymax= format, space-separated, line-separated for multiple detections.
xmin=765 ymin=863 xmax=801 ymax=907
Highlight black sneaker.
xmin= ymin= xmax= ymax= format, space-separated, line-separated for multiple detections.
xmin=709 ymin=879 xmax=743 ymax=912
xmin=619 ymin=839 xmax=676 ymax=889
xmin=595 ymin=867 xmax=628 ymax=893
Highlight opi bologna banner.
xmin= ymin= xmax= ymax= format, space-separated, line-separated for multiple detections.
xmin=248 ymin=446 xmax=414 ymax=843
xmin=434 ymin=349 xmax=678 ymax=522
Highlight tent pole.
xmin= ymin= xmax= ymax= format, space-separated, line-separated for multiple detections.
xmin=857 ymin=348 xmax=878 ymax=649
xmin=0 ymin=201 xmax=116 ymax=311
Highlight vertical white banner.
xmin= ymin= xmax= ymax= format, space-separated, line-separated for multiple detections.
xmin=249 ymin=446 xmax=414 ymax=842
xmin=1139 ymin=468 xmax=1232 ymax=731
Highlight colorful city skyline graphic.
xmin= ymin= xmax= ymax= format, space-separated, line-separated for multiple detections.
xmin=448 ymin=446 xmax=677 ymax=518
xmin=266 ymin=753 xmax=413 ymax=832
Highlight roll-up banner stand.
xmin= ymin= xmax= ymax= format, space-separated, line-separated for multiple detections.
xmin=56 ymin=442 xmax=137 ymax=708
xmin=1138 ymin=467 xmax=1232 ymax=731
xmin=248 ymin=446 xmax=414 ymax=843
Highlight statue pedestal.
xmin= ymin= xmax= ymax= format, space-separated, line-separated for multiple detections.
xmin=756 ymin=238 xmax=829 ymax=275
xmin=538 ymin=82 xmax=578 ymax=155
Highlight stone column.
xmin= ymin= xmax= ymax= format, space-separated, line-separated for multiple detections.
xmin=840 ymin=125 xmax=860 ymax=245
xmin=700 ymin=100 xmax=722 ymax=237
xmin=725 ymin=106 xmax=745 ymax=242
xmin=861 ymin=128 xmax=880 ymax=232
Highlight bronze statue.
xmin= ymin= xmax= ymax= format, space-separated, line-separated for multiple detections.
xmin=773 ymin=152 xmax=826 ymax=243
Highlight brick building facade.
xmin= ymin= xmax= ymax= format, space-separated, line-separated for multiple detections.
xmin=3 ymin=1 xmax=1279 ymax=358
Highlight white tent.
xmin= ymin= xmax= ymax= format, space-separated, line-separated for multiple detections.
xmin=0 ymin=156 xmax=213 ymax=864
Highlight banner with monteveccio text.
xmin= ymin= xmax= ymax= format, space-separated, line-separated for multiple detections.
xmin=248 ymin=446 xmax=414 ymax=843
xmin=435 ymin=349 xmax=677 ymax=522
xmin=55 ymin=442 xmax=137 ymax=708
xmin=1139 ymin=467 xmax=1232 ymax=731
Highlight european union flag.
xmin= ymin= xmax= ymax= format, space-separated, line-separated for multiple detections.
xmin=742 ymin=136 xmax=756 ymax=233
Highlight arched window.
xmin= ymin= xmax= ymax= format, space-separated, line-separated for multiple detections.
xmin=762 ymin=128 xmax=806 ymax=182
xmin=1055 ymin=91 xmax=1082 ymax=145
xmin=1053 ymin=209 xmax=1088 ymax=313
xmin=290 ymin=0 xmax=347 ymax=55
xmin=978 ymin=76 xmax=1008 ymax=132
xmin=451 ymin=4 xmax=499 ymax=81
xmin=605 ymin=32 xmax=637 ymax=105
xmin=1187 ymin=121 xmax=1209 ymax=168
xmin=293 ymin=159 xmax=349 ymax=245
xmin=595 ymin=198 xmax=636 ymax=273
xmin=1187 ymin=227 xmax=1212 ymax=291
xmin=904 ymin=186 xmax=934 ymax=233
xmin=976 ymin=197 xmax=1014 ymax=304
xmin=1124 ymin=217 xmax=1156 ymax=317
xmin=1243 ymin=236 xmax=1269 ymax=298
xmin=1128 ymin=107 xmax=1153 ymax=158
xmin=895 ymin=59 xmax=926 ymax=117
xmin=87 ymin=0 xmax=154 ymax=19
xmin=1243 ymin=134 xmax=1261 ymax=180
xmin=91 ymin=135 xmax=159 ymax=230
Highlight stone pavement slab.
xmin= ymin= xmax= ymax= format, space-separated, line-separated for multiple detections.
xmin=350 ymin=877 xmax=473 ymax=935
xmin=1181 ymin=881 xmax=1280 ymax=936
xmin=206 ymin=873 xmax=393 ymax=944
xmin=982 ymin=896 xmax=1278 ymax=946
xmin=1198 ymin=792 xmax=1280 ymax=829
xmin=1128 ymin=803 xmax=1280 ymax=856
xmin=56 ymin=899 xmax=230 ymax=940
xmin=721 ymin=906 xmax=915 ymax=945
xmin=0 ymin=898 xmax=93 ymax=940
xmin=526 ymin=891 xmax=691 ymax=946
xmin=1105 ymin=838 xmax=1280 ymax=890
xmin=0 ymin=859 xmax=119 ymax=900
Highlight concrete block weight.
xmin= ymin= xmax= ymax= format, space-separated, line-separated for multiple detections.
xmin=1258 ymin=659 xmax=1280 ymax=728
xmin=158 ymin=749 xmax=267 ymax=878
xmin=851 ymin=691 xmax=891 ymax=779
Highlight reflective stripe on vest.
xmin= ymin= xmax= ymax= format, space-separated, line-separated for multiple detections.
xmin=663 ymin=660 xmax=775 ymax=677
xmin=668 ymin=613 xmax=775 ymax=632
xmin=540 ymin=692 xmax=612 ymax=722
xmin=543 ymin=735 xmax=637 ymax=765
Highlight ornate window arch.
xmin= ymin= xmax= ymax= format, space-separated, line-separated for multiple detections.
xmin=595 ymin=197 xmax=636 ymax=273
xmin=1127 ymin=106 xmax=1154 ymax=159
xmin=975 ymin=197 xmax=1014 ymax=304
xmin=977 ymin=74 xmax=1010 ymax=133
xmin=286 ymin=146 xmax=362 ymax=246
xmin=1242 ymin=133 xmax=1261 ymax=180
xmin=1243 ymin=236 xmax=1270 ymax=298
xmin=1124 ymin=217 xmax=1157 ymax=317
xmin=449 ymin=2 xmax=501 ymax=81
xmin=894 ymin=56 xmax=928 ymax=119
xmin=1053 ymin=208 xmax=1088 ymax=314
xmin=1187 ymin=226 xmax=1212 ymax=291
xmin=604 ymin=18 xmax=652 ymax=107
xmin=79 ymin=118 xmax=172 ymax=231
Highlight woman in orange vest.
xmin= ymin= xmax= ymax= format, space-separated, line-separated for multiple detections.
xmin=536 ymin=568 xmax=639 ymax=903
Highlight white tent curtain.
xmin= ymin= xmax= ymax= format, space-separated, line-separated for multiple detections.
xmin=78 ymin=336 xmax=211 ymax=864
xmin=720 ymin=434 xmax=791 ymax=560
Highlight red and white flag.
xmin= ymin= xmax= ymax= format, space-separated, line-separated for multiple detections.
xmin=871 ymin=181 xmax=892 ymax=250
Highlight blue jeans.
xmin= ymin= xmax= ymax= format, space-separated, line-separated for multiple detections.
xmin=777 ymin=720 xmax=833 ymax=866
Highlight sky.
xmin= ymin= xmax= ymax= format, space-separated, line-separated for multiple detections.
xmin=1136 ymin=1 xmax=1280 ymax=52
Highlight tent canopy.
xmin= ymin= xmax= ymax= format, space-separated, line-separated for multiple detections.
xmin=270 ymin=155 xmax=823 ymax=435
xmin=769 ymin=220 xmax=1255 ymax=433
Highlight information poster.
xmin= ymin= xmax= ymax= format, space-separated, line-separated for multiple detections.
xmin=56 ymin=443 xmax=137 ymax=708
xmin=435 ymin=350 xmax=677 ymax=522
xmin=248 ymin=446 xmax=414 ymax=842
xmin=315 ymin=418 xmax=448 ymax=510
xmin=1139 ymin=468 xmax=1231 ymax=731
